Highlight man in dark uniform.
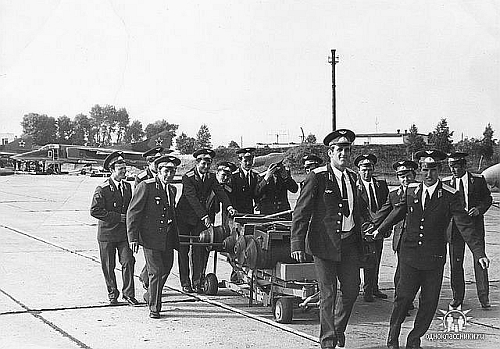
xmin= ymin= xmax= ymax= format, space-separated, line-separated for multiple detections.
xmin=127 ymin=154 xmax=181 ymax=319
xmin=90 ymin=151 xmax=138 ymax=306
xmin=231 ymin=147 xmax=260 ymax=214
xmin=302 ymin=154 xmax=323 ymax=174
xmin=208 ymin=161 xmax=238 ymax=229
xmin=177 ymin=149 xmax=236 ymax=293
xmin=354 ymin=154 xmax=389 ymax=302
xmin=373 ymin=160 xmax=418 ymax=311
xmin=255 ymin=160 xmax=298 ymax=219
xmin=291 ymin=129 xmax=369 ymax=349
xmin=135 ymin=146 xmax=172 ymax=290
xmin=371 ymin=150 xmax=490 ymax=349
xmin=444 ymin=152 xmax=492 ymax=309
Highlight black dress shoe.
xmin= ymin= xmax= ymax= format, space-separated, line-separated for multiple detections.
xmin=364 ymin=294 xmax=374 ymax=302
xmin=449 ymin=299 xmax=462 ymax=308
xmin=195 ymin=286 xmax=204 ymax=294
xmin=182 ymin=285 xmax=194 ymax=293
xmin=387 ymin=344 xmax=399 ymax=349
xmin=109 ymin=298 xmax=118 ymax=305
xmin=149 ymin=311 xmax=160 ymax=319
xmin=337 ymin=333 xmax=345 ymax=347
xmin=481 ymin=301 xmax=491 ymax=309
xmin=405 ymin=345 xmax=422 ymax=349
xmin=374 ymin=290 xmax=388 ymax=299
xmin=123 ymin=296 xmax=139 ymax=306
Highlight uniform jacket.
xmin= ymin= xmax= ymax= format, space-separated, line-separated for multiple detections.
xmin=356 ymin=176 xmax=389 ymax=215
xmin=443 ymin=172 xmax=492 ymax=239
xmin=231 ymin=168 xmax=259 ymax=213
xmin=176 ymin=167 xmax=232 ymax=225
xmin=90 ymin=178 xmax=132 ymax=242
xmin=134 ymin=167 xmax=154 ymax=185
xmin=373 ymin=185 xmax=406 ymax=252
xmin=291 ymin=164 xmax=369 ymax=261
xmin=255 ymin=172 xmax=299 ymax=215
xmin=126 ymin=177 xmax=179 ymax=251
xmin=377 ymin=181 xmax=486 ymax=270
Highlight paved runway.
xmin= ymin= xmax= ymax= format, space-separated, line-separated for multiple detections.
xmin=0 ymin=174 xmax=498 ymax=348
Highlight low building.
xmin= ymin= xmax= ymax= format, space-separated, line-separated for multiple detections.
xmin=354 ymin=130 xmax=429 ymax=146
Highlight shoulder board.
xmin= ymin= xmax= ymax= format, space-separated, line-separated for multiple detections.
xmin=144 ymin=178 xmax=156 ymax=184
xmin=442 ymin=175 xmax=452 ymax=181
xmin=232 ymin=169 xmax=239 ymax=175
xmin=442 ymin=183 xmax=458 ymax=194
xmin=186 ymin=171 xmax=195 ymax=178
xmin=100 ymin=181 xmax=111 ymax=188
xmin=408 ymin=183 xmax=419 ymax=188
xmin=312 ymin=165 xmax=327 ymax=174
xmin=389 ymin=186 xmax=399 ymax=193
xmin=137 ymin=171 xmax=148 ymax=179
xmin=470 ymin=173 xmax=482 ymax=178
xmin=346 ymin=168 xmax=357 ymax=175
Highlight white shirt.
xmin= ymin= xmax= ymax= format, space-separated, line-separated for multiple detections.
xmin=456 ymin=172 xmax=469 ymax=210
xmin=110 ymin=177 xmax=123 ymax=194
xmin=422 ymin=181 xmax=439 ymax=209
xmin=332 ymin=166 xmax=355 ymax=232
xmin=361 ymin=178 xmax=378 ymax=211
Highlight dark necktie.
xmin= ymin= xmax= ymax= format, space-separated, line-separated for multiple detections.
xmin=341 ymin=173 xmax=350 ymax=217
xmin=368 ymin=183 xmax=377 ymax=213
xmin=424 ymin=190 xmax=430 ymax=209
xmin=117 ymin=182 xmax=123 ymax=198
xmin=458 ymin=179 xmax=466 ymax=208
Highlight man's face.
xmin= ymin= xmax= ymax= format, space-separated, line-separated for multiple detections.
xmin=449 ymin=163 xmax=466 ymax=179
xmin=158 ymin=165 xmax=176 ymax=183
xmin=421 ymin=167 xmax=439 ymax=186
xmin=397 ymin=171 xmax=416 ymax=187
xmin=216 ymin=170 xmax=230 ymax=184
xmin=358 ymin=165 xmax=374 ymax=181
xmin=148 ymin=161 xmax=157 ymax=173
xmin=197 ymin=158 xmax=211 ymax=174
xmin=239 ymin=156 xmax=254 ymax=171
xmin=111 ymin=163 xmax=127 ymax=181
xmin=328 ymin=145 xmax=351 ymax=170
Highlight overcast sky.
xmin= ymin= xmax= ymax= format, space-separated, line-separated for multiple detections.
xmin=0 ymin=0 xmax=499 ymax=147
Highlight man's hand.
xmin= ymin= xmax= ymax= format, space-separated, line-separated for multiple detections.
xmin=478 ymin=256 xmax=490 ymax=269
xmin=129 ymin=241 xmax=139 ymax=253
xmin=264 ymin=163 xmax=279 ymax=181
xmin=468 ymin=207 xmax=480 ymax=217
xmin=291 ymin=251 xmax=306 ymax=263
xmin=203 ymin=216 xmax=212 ymax=228
xmin=372 ymin=229 xmax=381 ymax=240
xmin=120 ymin=214 xmax=126 ymax=223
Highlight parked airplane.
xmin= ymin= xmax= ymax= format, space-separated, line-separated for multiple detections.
xmin=0 ymin=135 xmax=37 ymax=157
xmin=11 ymin=131 xmax=173 ymax=171
xmin=481 ymin=163 xmax=500 ymax=189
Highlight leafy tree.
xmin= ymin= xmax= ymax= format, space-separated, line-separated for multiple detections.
xmin=195 ymin=124 xmax=212 ymax=150
xmin=405 ymin=124 xmax=426 ymax=155
xmin=176 ymin=132 xmax=196 ymax=154
xmin=144 ymin=120 xmax=178 ymax=148
xmin=73 ymin=114 xmax=92 ymax=145
xmin=429 ymin=118 xmax=453 ymax=153
xmin=114 ymin=108 xmax=130 ymax=144
xmin=228 ymin=140 xmax=240 ymax=148
xmin=56 ymin=115 xmax=74 ymax=144
xmin=304 ymin=134 xmax=317 ymax=144
xmin=21 ymin=113 xmax=57 ymax=145
xmin=124 ymin=120 xmax=145 ymax=143
xmin=480 ymin=123 xmax=495 ymax=160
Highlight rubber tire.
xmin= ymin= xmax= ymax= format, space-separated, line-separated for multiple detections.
xmin=274 ymin=297 xmax=293 ymax=324
xmin=203 ymin=273 xmax=218 ymax=295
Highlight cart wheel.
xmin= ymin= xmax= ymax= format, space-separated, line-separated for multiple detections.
xmin=203 ymin=273 xmax=218 ymax=295
xmin=274 ymin=297 xmax=293 ymax=324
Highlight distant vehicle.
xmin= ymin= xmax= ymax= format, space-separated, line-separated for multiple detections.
xmin=11 ymin=131 xmax=173 ymax=173
xmin=481 ymin=163 xmax=500 ymax=189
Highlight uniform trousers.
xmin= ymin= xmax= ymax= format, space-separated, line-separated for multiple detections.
xmin=177 ymin=219 xmax=209 ymax=289
xmin=362 ymin=239 xmax=383 ymax=295
xmin=143 ymin=245 xmax=174 ymax=313
xmin=388 ymin=261 xmax=444 ymax=348
xmin=450 ymin=227 xmax=489 ymax=304
xmin=98 ymin=241 xmax=135 ymax=300
xmin=314 ymin=234 xmax=361 ymax=349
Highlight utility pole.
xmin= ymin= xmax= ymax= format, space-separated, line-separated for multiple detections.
xmin=328 ymin=49 xmax=339 ymax=131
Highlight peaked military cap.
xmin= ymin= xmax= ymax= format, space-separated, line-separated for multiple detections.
xmin=217 ymin=161 xmax=237 ymax=174
xmin=103 ymin=151 xmax=125 ymax=171
xmin=142 ymin=146 xmax=168 ymax=162
xmin=392 ymin=160 xmax=418 ymax=174
xmin=323 ymin=129 xmax=356 ymax=146
xmin=302 ymin=154 xmax=323 ymax=165
xmin=354 ymin=154 xmax=378 ymax=167
xmin=154 ymin=155 xmax=181 ymax=168
xmin=415 ymin=149 xmax=447 ymax=169
xmin=236 ymin=147 xmax=256 ymax=158
xmin=193 ymin=148 xmax=216 ymax=160
xmin=448 ymin=152 xmax=468 ymax=165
